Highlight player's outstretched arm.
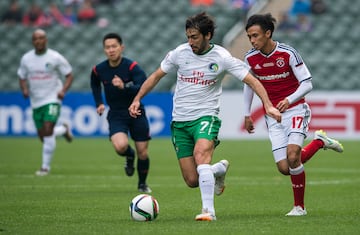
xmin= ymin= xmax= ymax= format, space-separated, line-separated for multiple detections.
xmin=129 ymin=67 xmax=166 ymax=118
xmin=242 ymin=72 xmax=281 ymax=123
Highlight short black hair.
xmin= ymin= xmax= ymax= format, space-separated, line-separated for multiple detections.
xmin=102 ymin=33 xmax=122 ymax=46
xmin=185 ymin=12 xmax=216 ymax=40
xmin=245 ymin=13 xmax=276 ymax=37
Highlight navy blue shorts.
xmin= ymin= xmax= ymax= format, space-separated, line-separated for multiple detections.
xmin=107 ymin=109 xmax=151 ymax=141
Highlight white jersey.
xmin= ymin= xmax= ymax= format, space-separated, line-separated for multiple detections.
xmin=161 ymin=43 xmax=250 ymax=121
xmin=17 ymin=48 xmax=72 ymax=108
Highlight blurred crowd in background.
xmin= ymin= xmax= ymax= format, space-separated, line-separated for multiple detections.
xmin=278 ymin=0 xmax=326 ymax=33
xmin=0 ymin=0 xmax=115 ymax=27
xmin=1 ymin=0 xmax=258 ymax=28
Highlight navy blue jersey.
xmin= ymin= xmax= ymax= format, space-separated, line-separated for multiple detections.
xmin=90 ymin=57 xmax=146 ymax=110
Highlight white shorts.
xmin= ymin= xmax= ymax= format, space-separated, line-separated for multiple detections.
xmin=265 ymin=103 xmax=311 ymax=163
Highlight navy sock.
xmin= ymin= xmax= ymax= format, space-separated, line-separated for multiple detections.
xmin=137 ymin=158 xmax=149 ymax=186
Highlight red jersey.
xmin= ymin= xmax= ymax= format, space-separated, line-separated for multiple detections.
xmin=245 ymin=42 xmax=312 ymax=108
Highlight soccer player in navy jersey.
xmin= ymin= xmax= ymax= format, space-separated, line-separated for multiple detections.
xmin=243 ymin=13 xmax=343 ymax=216
xmin=90 ymin=33 xmax=152 ymax=193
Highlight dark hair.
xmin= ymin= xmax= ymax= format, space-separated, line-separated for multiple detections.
xmin=102 ymin=33 xmax=122 ymax=46
xmin=245 ymin=13 xmax=276 ymax=37
xmin=185 ymin=12 xmax=216 ymax=40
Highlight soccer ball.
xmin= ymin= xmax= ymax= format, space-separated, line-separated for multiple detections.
xmin=129 ymin=194 xmax=159 ymax=221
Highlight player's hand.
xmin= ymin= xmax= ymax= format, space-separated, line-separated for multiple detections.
xmin=22 ymin=90 xmax=29 ymax=98
xmin=244 ymin=116 xmax=255 ymax=134
xmin=97 ymin=104 xmax=105 ymax=116
xmin=266 ymin=106 xmax=282 ymax=123
xmin=129 ymin=101 xmax=141 ymax=118
xmin=112 ymin=75 xmax=124 ymax=89
xmin=276 ymin=99 xmax=290 ymax=113
xmin=57 ymin=90 xmax=65 ymax=100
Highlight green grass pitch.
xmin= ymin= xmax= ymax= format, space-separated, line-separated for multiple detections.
xmin=0 ymin=137 xmax=359 ymax=235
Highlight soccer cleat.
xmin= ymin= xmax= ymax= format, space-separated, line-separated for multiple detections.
xmin=138 ymin=184 xmax=152 ymax=193
xmin=214 ymin=159 xmax=229 ymax=196
xmin=35 ymin=168 xmax=49 ymax=176
xmin=195 ymin=209 xmax=216 ymax=221
xmin=124 ymin=156 xmax=135 ymax=176
xmin=63 ymin=123 xmax=73 ymax=143
xmin=314 ymin=130 xmax=343 ymax=153
xmin=286 ymin=206 xmax=307 ymax=216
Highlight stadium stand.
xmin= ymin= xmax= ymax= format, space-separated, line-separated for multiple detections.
xmin=273 ymin=0 xmax=360 ymax=90
xmin=0 ymin=0 xmax=359 ymax=91
xmin=0 ymin=0 xmax=244 ymax=91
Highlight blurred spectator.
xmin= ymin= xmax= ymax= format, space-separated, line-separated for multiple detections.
xmin=289 ymin=0 xmax=311 ymax=17
xmin=77 ymin=0 xmax=97 ymax=23
xmin=311 ymin=0 xmax=326 ymax=14
xmin=190 ymin=0 xmax=214 ymax=7
xmin=63 ymin=0 xmax=84 ymax=8
xmin=22 ymin=3 xmax=52 ymax=27
xmin=229 ymin=0 xmax=256 ymax=21
xmin=295 ymin=13 xmax=312 ymax=32
xmin=277 ymin=11 xmax=296 ymax=32
xmin=63 ymin=6 xmax=78 ymax=26
xmin=1 ymin=0 xmax=23 ymax=25
xmin=96 ymin=0 xmax=119 ymax=5
xmin=47 ymin=2 xmax=73 ymax=27
xmin=230 ymin=0 xmax=256 ymax=11
xmin=288 ymin=0 xmax=312 ymax=32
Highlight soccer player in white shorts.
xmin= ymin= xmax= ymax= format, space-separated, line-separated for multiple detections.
xmin=18 ymin=29 xmax=74 ymax=176
xmin=243 ymin=13 xmax=344 ymax=216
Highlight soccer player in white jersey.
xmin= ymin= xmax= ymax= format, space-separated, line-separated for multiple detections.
xmin=18 ymin=29 xmax=74 ymax=176
xmin=243 ymin=13 xmax=344 ymax=216
xmin=129 ymin=12 xmax=281 ymax=221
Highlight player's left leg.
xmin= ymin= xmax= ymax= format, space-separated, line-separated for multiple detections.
xmin=212 ymin=159 xmax=229 ymax=196
xmin=301 ymin=130 xmax=344 ymax=163
xmin=286 ymin=135 xmax=307 ymax=216
xmin=134 ymin=141 xmax=151 ymax=193
xmin=53 ymin=123 xmax=73 ymax=142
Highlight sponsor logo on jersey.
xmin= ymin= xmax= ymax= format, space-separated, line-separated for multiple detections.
xmin=263 ymin=62 xmax=274 ymax=67
xmin=256 ymin=71 xmax=290 ymax=80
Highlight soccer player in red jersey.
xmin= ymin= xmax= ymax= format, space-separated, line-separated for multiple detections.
xmin=243 ymin=13 xmax=344 ymax=216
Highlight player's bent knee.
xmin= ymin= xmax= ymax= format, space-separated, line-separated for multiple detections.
xmin=278 ymin=168 xmax=290 ymax=175
xmin=184 ymin=177 xmax=199 ymax=188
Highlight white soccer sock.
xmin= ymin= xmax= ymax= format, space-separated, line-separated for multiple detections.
xmin=54 ymin=125 xmax=66 ymax=136
xmin=42 ymin=135 xmax=56 ymax=170
xmin=211 ymin=161 xmax=227 ymax=177
xmin=289 ymin=164 xmax=305 ymax=175
xmin=197 ymin=164 xmax=215 ymax=215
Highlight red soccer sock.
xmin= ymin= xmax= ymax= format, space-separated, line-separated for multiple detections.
xmin=290 ymin=169 xmax=306 ymax=209
xmin=301 ymin=139 xmax=324 ymax=163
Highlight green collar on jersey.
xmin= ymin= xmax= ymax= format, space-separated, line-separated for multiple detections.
xmin=199 ymin=43 xmax=214 ymax=55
